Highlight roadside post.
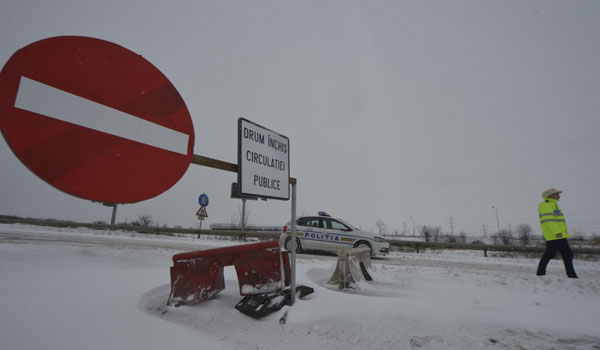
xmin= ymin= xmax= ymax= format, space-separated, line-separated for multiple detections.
xmin=102 ymin=202 xmax=118 ymax=225
xmin=290 ymin=182 xmax=297 ymax=304
xmin=231 ymin=182 xmax=258 ymax=241
xmin=111 ymin=204 xmax=117 ymax=225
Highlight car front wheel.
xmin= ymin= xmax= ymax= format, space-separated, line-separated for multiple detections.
xmin=353 ymin=241 xmax=373 ymax=256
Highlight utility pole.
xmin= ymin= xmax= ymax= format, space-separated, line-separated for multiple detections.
xmin=447 ymin=215 xmax=456 ymax=235
xmin=492 ymin=206 xmax=500 ymax=233
xmin=410 ymin=216 xmax=416 ymax=235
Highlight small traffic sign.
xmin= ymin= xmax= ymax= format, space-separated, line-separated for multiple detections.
xmin=0 ymin=36 xmax=195 ymax=203
xmin=198 ymin=193 xmax=209 ymax=206
xmin=196 ymin=206 xmax=208 ymax=218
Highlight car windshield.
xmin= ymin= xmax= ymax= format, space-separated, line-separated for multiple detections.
xmin=336 ymin=218 xmax=360 ymax=231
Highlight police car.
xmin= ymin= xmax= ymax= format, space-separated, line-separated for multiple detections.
xmin=280 ymin=212 xmax=390 ymax=257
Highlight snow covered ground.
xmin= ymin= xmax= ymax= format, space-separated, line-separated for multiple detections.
xmin=1 ymin=223 xmax=599 ymax=350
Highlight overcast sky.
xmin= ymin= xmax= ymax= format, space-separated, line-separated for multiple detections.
xmin=1 ymin=0 xmax=599 ymax=236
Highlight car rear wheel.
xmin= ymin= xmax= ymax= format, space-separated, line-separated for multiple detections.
xmin=284 ymin=237 xmax=302 ymax=253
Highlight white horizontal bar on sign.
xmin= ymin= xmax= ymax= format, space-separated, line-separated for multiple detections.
xmin=14 ymin=76 xmax=189 ymax=155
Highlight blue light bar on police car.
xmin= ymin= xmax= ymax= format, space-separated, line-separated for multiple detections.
xmin=318 ymin=211 xmax=331 ymax=217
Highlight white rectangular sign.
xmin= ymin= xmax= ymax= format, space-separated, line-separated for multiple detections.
xmin=238 ymin=118 xmax=290 ymax=200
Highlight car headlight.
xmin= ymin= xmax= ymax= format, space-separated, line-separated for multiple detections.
xmin=374 ymin=236 xmax=387 ymax=243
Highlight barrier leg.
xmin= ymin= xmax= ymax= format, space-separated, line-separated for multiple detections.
xmin=167 ymin=258 xmax=225 ymax=306
xmin=235 ymin=246 xmax=285 ymax=295
xmin=282 ymin=251 xmax=291 ymax=286
xmin=327 ymin=248 xmax=373 ymax=289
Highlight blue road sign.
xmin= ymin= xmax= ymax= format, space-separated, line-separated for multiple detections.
xmin=198 ymin=193 xmax=209 ymax=206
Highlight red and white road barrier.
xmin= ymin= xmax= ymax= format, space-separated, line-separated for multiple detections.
xmin=168 ymin=240 xmax=291 ymax=306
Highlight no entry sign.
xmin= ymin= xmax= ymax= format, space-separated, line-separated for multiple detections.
xmin=0 ymin=36 xmax=195 ymax=203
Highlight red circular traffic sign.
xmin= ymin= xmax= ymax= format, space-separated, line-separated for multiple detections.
xmin=0 ymin=36 xmax=195 ymax=203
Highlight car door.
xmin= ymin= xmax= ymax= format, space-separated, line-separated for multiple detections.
xmin=296 ymin=216 xmax=323 ymax=251
xmin=322 ymin=218 xmax=354 ymax=250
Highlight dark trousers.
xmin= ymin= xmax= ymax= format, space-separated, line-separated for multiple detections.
xmin=537 ymin=238 xmax=578 ymax=278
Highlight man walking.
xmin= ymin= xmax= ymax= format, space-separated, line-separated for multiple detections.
xmin=537 ymin=188 xmax=578 ymax=278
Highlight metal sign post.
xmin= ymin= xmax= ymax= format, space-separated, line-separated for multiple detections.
xmin=102 ymin=202 xmax=118 ymax=225
xmin=196 ymin=198 xmax=208 ymax=238
xmin=111 ymin=204 xmax=118 ymax=225
xmin=231 ymin=182 xmax=258 ymax=242
xmin=197 ymin=215 xmax=204 ymax=232
xmin=290 ymin=182 xmax=297 ymax=305
xmin=241 ymin=198 xmax=246 ymax=241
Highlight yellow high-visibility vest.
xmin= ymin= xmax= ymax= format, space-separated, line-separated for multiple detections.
xmin=539 ymin=197 xmax=570 ymax=241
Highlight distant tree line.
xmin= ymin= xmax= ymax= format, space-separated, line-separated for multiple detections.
xmin=406 ymin=222 xmax=598 ymax=247
xmin=419 ymin=225 xmax=468 ymax=244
